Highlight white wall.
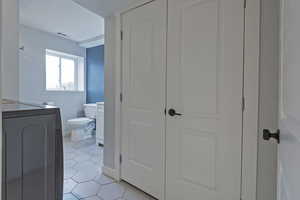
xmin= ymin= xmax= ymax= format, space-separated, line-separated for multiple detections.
xmin=103 ymin=15 xmax=116 ymax=169
xmin=1 ymin=0 xmax=19 ymax=100
xmin=19 ymin=25 xmax=86 ymax=135
xmin=279 ymin=0 xmax=300 ymax=199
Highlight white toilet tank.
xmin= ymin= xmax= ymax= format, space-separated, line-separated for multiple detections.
xmin=84 ymin=104 xmax=97 ymax=119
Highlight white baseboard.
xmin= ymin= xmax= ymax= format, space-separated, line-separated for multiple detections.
xmin=102 ymin=166 xmax=119 ymax=181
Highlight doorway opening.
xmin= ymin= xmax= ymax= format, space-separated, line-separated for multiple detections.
xmin=18 ymin=0 xmax=97 ymax=199
xmin=18 ymin=0 xmax=106 ymax=198
xmin=17 ymin=0 xmax=158 ymax=200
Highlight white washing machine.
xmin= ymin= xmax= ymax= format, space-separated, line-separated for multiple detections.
xmin=96 ymin=102 xmax=104 ymax=145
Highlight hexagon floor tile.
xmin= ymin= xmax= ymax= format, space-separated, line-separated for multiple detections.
xmin=64 ymin=152 xmax=77 ymax=160
xmin=63 ymin=193 xmax=79 ymax=200
xmin=74 ymin=153 xmax=91 ymax=162
xmin=63 ymin=137 xmax=154 ymax=200
xmin=98 ymin=183 xmax=125 ymax=200
xmin=83 ymin=196 xmax=102 ymax=200
xmin=73 ymin=160 xmax=99 ymax=172
xmin=72 ymin=168 xmax=98 ymax=183
xmin=64 ymin=168 xmax=77 ymax=180
xmin=64 ymin=159 xmax=77 ymax=169
xmin=91 ymin=154 xmax=103 ymax=164
xmin=72 ymin=181 xmax=101 ymax=199
xmin=64 ymin=179 xmax=77 ymax=194
xmin=94 ymin=174 xmax=115 ymax=185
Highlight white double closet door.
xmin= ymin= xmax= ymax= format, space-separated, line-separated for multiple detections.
xmin=121 ymin=0 xmax=245 ymax=199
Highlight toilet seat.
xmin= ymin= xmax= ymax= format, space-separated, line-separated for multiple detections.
xmin=68 ymin=104 xmax=98 ymax=142
xmin=68 ymin=117 xmax=93 ymax=127
xmin=68 ymin=117 xmax=95 ymax=142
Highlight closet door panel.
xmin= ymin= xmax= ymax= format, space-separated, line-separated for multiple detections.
xmin=121 ymin=0 xmax=167 ymax=199
xmin=166 ymin=0 xmax=245 ymax=199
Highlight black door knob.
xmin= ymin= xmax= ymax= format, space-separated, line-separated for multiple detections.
xmin=263 ymin=129 xmax=280 ymax=144
xmin=168 ymin=109 xmax=182 ymax=117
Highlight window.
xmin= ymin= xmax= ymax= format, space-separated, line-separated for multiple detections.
xmin=46 ymin=49 xmax=84 ymax=91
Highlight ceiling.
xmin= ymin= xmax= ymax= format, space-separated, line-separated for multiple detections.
xmin=19 ymin=0 xmax=105 ymax=42
xmin=72 ymin=0 xmax=139 ymax=17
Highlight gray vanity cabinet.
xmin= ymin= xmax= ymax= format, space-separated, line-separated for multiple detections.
xmin=2 ymin=104 xmax=63 ymax=200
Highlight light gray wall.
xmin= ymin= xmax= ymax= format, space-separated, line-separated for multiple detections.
xmin=103 ymin=15 xmax=116 ymax=168
xmin=1 ymin=0 xmax=19 ymax=100
xmin=278 ymin=0 xmax=300 ymax=199
xmin=19 ymin=25 xmax=87 ymax=135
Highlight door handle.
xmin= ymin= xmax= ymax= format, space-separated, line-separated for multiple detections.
xmin=168 ymin=109 xmax=182 ymax=117
xmin=263 ymin=129 xmax=280 ymax=144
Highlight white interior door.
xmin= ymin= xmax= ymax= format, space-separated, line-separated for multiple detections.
xmin=121 ymin=0 xmax=166 ymax=199
xmin=166 ymin=0 xmax=245 ymax=199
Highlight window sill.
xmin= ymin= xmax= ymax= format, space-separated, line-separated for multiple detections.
xmin=45 ymin=90 xmax=85 ymax=94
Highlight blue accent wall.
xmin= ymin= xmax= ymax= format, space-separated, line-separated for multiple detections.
xmin=86 ymin=45 xmax=104 ymax=103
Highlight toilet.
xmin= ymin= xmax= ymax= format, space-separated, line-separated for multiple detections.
xmin=68 ymin=103 xmax=97 ymax=142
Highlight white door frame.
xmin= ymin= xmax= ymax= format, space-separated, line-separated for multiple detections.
xmin=112 ymin=0 xmax=261 ymax=200
xmin=0 ymin=0 xmax=3 ymax=198
xmin=278 ymin=0 xmax=286 ymax=198
xmin=242 ymin=0 xmax=261 ymax=200
xmin=112 ymin=0 xmax=156 ymax=182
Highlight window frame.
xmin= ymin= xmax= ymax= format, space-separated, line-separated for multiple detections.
xmin=45 ymin=49 xmax=84 ymax=92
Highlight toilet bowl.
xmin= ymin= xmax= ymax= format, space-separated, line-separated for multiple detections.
xmin=68 ymin=104 xmax=97 ymax=142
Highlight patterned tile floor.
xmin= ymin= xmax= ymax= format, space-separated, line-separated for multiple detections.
xmin=63 ymin=136 xmax=156 ymax=200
